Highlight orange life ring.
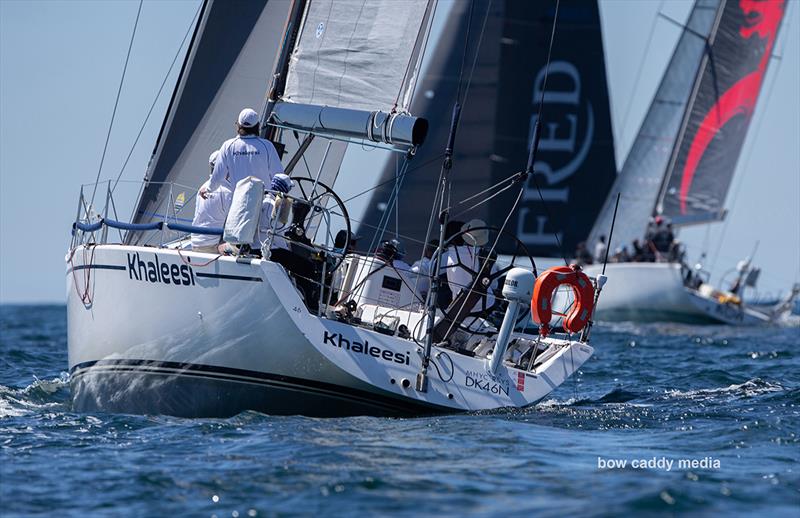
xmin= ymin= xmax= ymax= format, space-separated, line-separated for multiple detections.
xmin=531 ymin=264 xmax=595 ymax=337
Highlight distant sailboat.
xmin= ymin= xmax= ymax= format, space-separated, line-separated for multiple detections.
xmin=66 ymin=0 xmax=601 ymax=417
xmin=584 ymin=0 xmax=797 ymax=325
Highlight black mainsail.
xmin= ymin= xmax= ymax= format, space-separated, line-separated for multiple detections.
xmin=357 ymin=0 xmax=617 ymax=259
xmin=589 ymin=0 xmax=786 ymax=247
xmin=659 ymin=0 xmax=787 ymax=225
xmin=130 ymin=0 xmax=291 ymax=238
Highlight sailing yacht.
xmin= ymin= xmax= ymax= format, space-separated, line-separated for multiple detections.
xmin=584 ymin=0 xmax=797 ymax=325
xmin=66 ymin=0 xmax=601 ymax=417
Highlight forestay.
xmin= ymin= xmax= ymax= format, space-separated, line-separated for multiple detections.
xmin=130 ymin=0 xmax=291 ymax=242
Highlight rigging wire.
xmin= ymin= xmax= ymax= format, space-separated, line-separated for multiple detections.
xmin=455 ymin=0 xmax=477 ymax=104
xmin=341 ymin=153 xmax=445 ymax=204
xmin=88 ymin=0 xmax=144 ymax=207
xmin=524 ymin=0 xmax=570 ymax=267
xmin=455 ymin=0 xmax=494 ymax=115
xmin=618 ymin=0 xmax=665 ymax=149
xmin=439 ymin=0 xmax=563 ymax=341
xmin=111 ymin=1 xmax=203 ymax=196
xmin=418 ymin=0 xmax=494 ymax=261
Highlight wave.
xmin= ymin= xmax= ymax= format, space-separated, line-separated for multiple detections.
xmin=663 ymin=378 xmax=784 ymax=401
xmin=0 ymin=373 xmax=70 ymax=418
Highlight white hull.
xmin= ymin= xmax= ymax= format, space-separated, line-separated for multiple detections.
xmin=583 ymin=262 xmax=770 ymax=325
xmin=66 ymin=245 xmax=592 ymax=417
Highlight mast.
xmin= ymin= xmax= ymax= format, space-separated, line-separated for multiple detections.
xmin=655 ymin=0 xmax=727 ymax=219
xmin=262 ymin=0 xmax=309 ymax=142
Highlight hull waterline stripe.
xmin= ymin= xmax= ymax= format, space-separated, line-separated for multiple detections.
xmin=195 ymin=272 xmax=262 ymax=282
xmin=70 ymin=359 xmax=452 ymax=415
xmin=66 ymin=264 xmax=126 ymax=274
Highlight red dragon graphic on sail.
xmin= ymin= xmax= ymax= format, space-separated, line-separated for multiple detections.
xmin=678 ymin=0 xmax=785 ymax=213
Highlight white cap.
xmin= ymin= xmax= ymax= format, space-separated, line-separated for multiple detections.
xmin=461 ymin=219 xmax=488 ymax=246
xmin=209 ymin=150 xmax=220 ymax=166
xmin=237 ymin=108 xmax=259 ymax=128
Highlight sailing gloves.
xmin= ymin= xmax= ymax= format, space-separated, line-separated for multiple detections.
xmin=270 ymin=173 xmax=293 ymax=194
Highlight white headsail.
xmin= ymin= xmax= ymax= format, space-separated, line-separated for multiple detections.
xmin=268 ymin=0 xmax=436 ymax=148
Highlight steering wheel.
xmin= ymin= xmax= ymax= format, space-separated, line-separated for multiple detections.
xmin=286 ymin=177 xmax=352 ymax=270
xmin=437 ymin=225 xmax=535 ymax=334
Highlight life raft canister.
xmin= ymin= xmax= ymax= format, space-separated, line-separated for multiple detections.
xmin=531 ymin=264 xmax=595 ymax=337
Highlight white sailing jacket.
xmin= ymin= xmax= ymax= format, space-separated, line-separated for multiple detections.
xmin=191 ymin=179 xmax=232 ymax=249
xmin=208 ymin=135 xmax=284 ymax=191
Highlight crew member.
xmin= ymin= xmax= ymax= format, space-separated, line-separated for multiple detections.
xmin=376 ymin=239 xmax=411 ymax=272
xmin=261 ymin=174 xmax=320 ymax=311
xmin=201 ymin=108 xmax=284 ymax=198
xmin=650 ymin=218 xmax=674 ymax=256
xmin=191 ymin=150 xmax=234 ymax=254
xmin=258 ymin=173 xmax=294 ymax=251
xmin=333 ymin=230 xmax=360 ymax=255
xmin=444 ymin=219 xmax=498 ymax=314
xmin=411 ymin=239 xmax=438 ymax=299
xmin=594 ymin=235 xmax=608 ymax=263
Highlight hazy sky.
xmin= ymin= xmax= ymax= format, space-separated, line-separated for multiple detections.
xmin=1 ymin=0 xmax=797 ymax=303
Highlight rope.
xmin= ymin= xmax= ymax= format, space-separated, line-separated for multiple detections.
xmin=177 ymin=247 xmax=222 ymax=268
xmin=341 ymin=153 xmax=444 ymax=204
xmin=89 ymin=0 xmax=144 ymax=207
xmin=68 ymin=244 xmax=98 ymax=306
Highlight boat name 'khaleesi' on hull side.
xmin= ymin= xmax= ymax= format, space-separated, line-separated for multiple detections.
xmin=67 ymin=245 xmax=592 ymax=417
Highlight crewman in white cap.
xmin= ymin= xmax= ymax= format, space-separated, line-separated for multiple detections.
xmin=191 ymin=150 xmax=234 ymax=253
xmin=201 ymin=108 xmax=284 ymax=198
xmin=444 ymin=219 xmax=499 ymax=313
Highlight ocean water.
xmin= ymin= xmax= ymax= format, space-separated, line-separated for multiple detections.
xmin=1 ymin=305 xmax=798 ymax=516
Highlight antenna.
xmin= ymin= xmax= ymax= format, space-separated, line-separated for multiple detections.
xmin=602 ymin=193 xmax=621 ymax=276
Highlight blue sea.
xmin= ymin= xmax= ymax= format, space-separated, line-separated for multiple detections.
xmin=1 ymin=305 xmax=798 ymax=516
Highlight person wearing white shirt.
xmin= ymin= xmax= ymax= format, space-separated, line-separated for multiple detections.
xmin=443 ymin=220 xmax=499 ymax=313
xmin=593 ymin=234 xmax=607 ymax=263
xmin=201 ymin=108 xmax=284 ymax=197
xmin=410 ymin=239 xmax=438 ymax=299
xmin=257 ymin=174 xmax=294 ymax=252
xmin=191 ymin=150 xmax=233 ymax=253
